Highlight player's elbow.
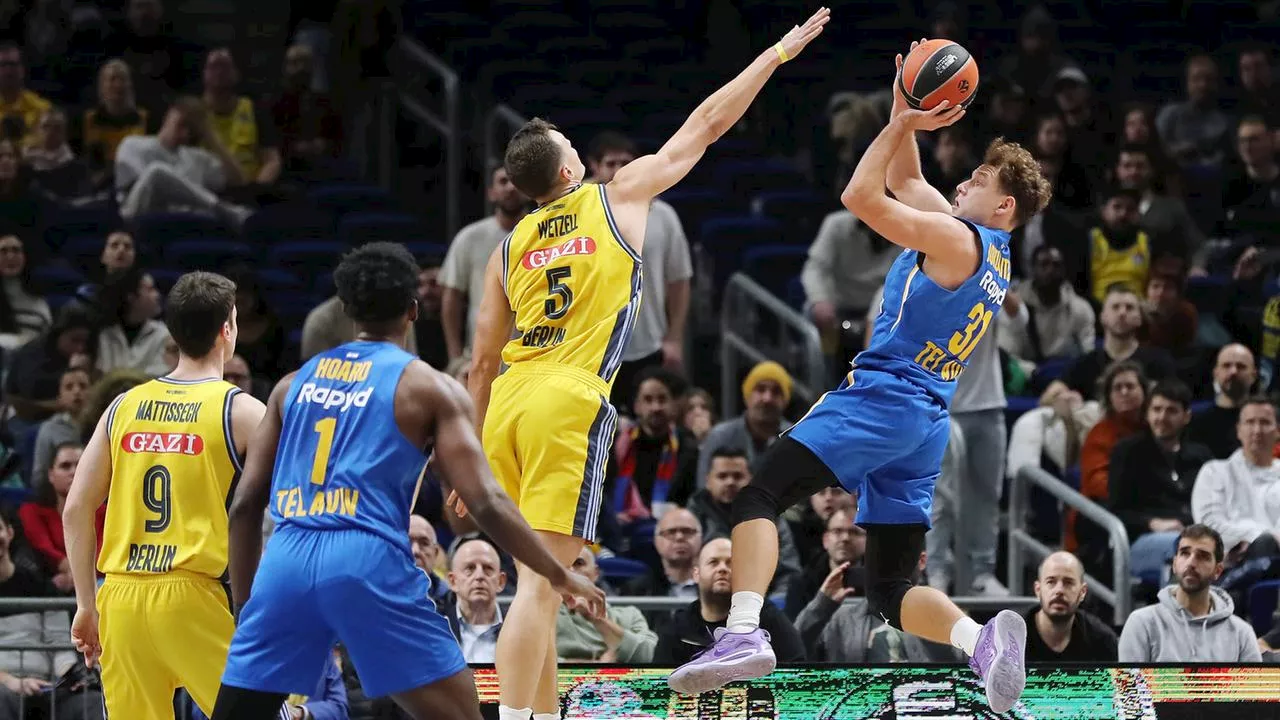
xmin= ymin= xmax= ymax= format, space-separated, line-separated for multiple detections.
xmin=841 ymin=186 xmax=873 ymax=216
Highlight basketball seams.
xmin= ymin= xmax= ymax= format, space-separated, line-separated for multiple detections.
xmin=900 ymin=40 xmax=979 ymax=110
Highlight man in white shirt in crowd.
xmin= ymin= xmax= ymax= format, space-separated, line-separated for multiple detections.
xmin=1191 ymin=396 xmax=1280 ymax=563
xmin=441 ymin=164 xmax=527 ymax=362
xmin=998 ymin=244 xmax=1095 ymax=377
xmin=582 ymin=131 xmax=693 ymax=411
xmin=442 ymin=537 xmax=506 ymax=664
xmin=114 ymin=96 xmax=250 ymax=225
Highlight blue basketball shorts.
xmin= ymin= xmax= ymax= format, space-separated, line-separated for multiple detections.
xmin=784 ymin=368 xmax=950 ymax=527
xmin=221 ymin=526 xmax=466 ymax=698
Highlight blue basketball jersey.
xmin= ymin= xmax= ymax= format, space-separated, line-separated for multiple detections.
xmin=853 ymin=220 xmax=1011 ymax=407
xmin=271 ymin=341 xmax=426 ymax=548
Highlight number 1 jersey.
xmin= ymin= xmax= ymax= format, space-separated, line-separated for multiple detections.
xmin=271 ymin=341 xmax=426 ymax=548
xmin=500 ymin=182 xmax=643 ymax=387
xmin=856 ymin=219 xmax=1012 ymax=408
xmin=100 ymin=377 xmax=243 ymax=578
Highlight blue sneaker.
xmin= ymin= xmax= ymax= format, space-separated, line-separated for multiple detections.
xmin=668 ymin=628 xmax=776 ymax=695
xmin=968 ymin=609 xmax=1027 ymax=714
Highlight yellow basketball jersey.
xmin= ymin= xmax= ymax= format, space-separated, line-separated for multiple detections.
xmin=99 ymin=377 xmax=243 ymax=579
xmin=500 ymin=183 xmax=643 ymax=386
xmin=1089 ymin=227 xmax=1150 ymax=303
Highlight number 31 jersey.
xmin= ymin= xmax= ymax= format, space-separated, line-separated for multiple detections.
xmin=500 ymin=182 xmax=643 ymax=387
xmin=855 ymin=219 xmax=1012 ymax=408
xmin=100 ymin=377 xmax=243 ymax=578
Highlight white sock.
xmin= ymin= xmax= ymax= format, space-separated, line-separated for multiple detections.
xmin=726 ymin=591 xmax=764 ymax=633
xmin=499 ymin=706 xmax=533 ymax=720
xmin=950 ymin=616 xmax=983 ymax=656
xmin=533 ymin=713 xmax=561 ymax=720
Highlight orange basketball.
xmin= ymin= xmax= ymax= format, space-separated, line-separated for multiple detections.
xmin=898 ymin=38 xmax=979 ymax=110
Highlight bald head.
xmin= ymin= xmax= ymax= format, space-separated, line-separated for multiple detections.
xmin=1034 ymin=551 xmax=1087 ymax=622
xmin=1038 ymin=551 xmax=1083 ymax=581
xmin=695 ymin=538 xmax=733 ymax=600
xmin=1214 ymin=343 xmax=1256 ymax=406
xmin=448 ymin=538 xmax=505 ymax=608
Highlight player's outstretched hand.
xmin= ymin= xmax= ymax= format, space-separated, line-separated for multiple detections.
xmin=898 ymin=100 xmax=965 ymax=132
xmin=777 ymin=7 xmax=830 ymax=61
xmin=891 ymin=38 xmax=928 ymax=116
xmin=71 ymin=607 xmax=101 ymax=668
xmin=555 ymin=570 xmax=607 ymax=619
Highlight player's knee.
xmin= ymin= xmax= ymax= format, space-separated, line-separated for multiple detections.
xmin=730 ymin=485 xmax=782 ymax=527
xmin=866 ymin=575 xmax=914 ymax=630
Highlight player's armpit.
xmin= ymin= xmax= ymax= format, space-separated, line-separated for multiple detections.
xmin=227 ymin=373 xmax=292 ymax=606
xmin=467 ymin=246 xmax=513 ymax=433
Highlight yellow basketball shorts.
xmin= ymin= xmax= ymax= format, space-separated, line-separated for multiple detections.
xmin=482 ymin=364 xmax=618 ymax=541
xmin=98 ymin=572 xmax=234 ymax=720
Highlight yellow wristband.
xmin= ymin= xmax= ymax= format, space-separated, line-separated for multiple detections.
xmin=774 ymin=42 xmax=790 ymax=63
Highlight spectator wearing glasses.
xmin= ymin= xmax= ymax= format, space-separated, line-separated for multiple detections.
xmin=784 ymin=509 xmax=865 ymax=618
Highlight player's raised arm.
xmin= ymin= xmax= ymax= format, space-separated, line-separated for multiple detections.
xmin=841 ymin=99 xmax=973 ymax=263
xmin=430 ymin=373 xmax=605 ymax=615
xmin=64 ymin=403 xmax=116 ymax=666
xmin=467 ymin=245 xmax=514 ymax=434
xmin=226 ymin=373 xmax=292 ymax=609
xmin=885 ymin=40 xmax=954 ymax=214
xmin=607 ymin=7 xmax=829 ymax=210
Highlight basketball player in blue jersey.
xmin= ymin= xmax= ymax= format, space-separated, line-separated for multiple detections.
xmin=209 ymin=243 xmax=604 ymax=720
xmin=671 ymin=48 xmax=1053 ymax=714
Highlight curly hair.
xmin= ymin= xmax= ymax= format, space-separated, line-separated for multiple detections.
xmin=333 ymin=242 xmax=419 ymax=324
xmin=504 ymin=117 xmax=564 ymax=200
xmin=983 ymin=138 xmax=1053 ymax=226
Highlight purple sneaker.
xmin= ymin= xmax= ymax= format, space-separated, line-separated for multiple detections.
xmin=668 ymin=627 xmax=777 ymax=695
xmin=968 ymin=609 xmax=1027 ymax=714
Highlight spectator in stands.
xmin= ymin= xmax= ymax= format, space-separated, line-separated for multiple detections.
xmin=611 ymin=368 xmax=699 ymax=524
xmin=681 ymin=387 xmax=715 ymax=444
xmin=653 ymin=538 xmax=805 ymax=664
xmin=1008 ymin=384 xmax=1102 ymax=481
xmin=1119 ymin=524 xmax=1262 ymax=662
xmin=408 ymin=514 xmax=448 ymax=603
xmin=1080 ymin=186 xmax=1152 ymax=304
xmin=1029 ymin=111 xmax=1092 ymax=210
xmin=997 ymin=5 xmax=1078 ymax=99
xmin=25 ymin=109 xmax=94 ymax=200
xmin=582 ymin=132 xmax=692 ymax=406
xmin=115 ymin=96 xmax=252 ymax=226
xmin=440 ymin=164 xmax=526 ymax=362
xmin=271 ymin=44 xmax=342 ymax=174
xmin=1050 ymin=67 xmax=1107 ymax=178
xmin=1187 ymin=343 xmax=1256 ymax=458
xmin=1234 ymin=44 xmax=1280 ymax=129
xmin=441 ymin=537 xmax=505 ymax=663
xmin=19 ymin=442 xmax=105 ymax=592
xmin=95 ymin=266 xmax=170 ymax=376
xmin=0 ymin=507 xmax=104 ymax=720
xmin=783 ymin=484 xmax=855 ymax=561
xmin=999 ymin=244 xmax=1096 ymax=378
xmin=796 ymin=550 xmax=960 ymax=662
xmin=223 ymin=354 xmax=268 ymax=400
xmin=0 ymin=139 xmax=43 ymax=234
xmin=1024 ymin=551 xmax=1117 ymax=662
xmin=1110 ymin=380 xmax=1211 ymax=584
xmin=70 ymin=230 xmax=136 ymax=312
xmin=0 ymin=42 xmax=51 ymax=147
xmin=226 ymin=268 xmax=284 ymax=381
xmin=31 ymin=366 xmax=89 ymax=486
xmin=1157 ymin=54 xmax=1231 ymax=169
xmin=1121 ymin=102 xmax=1158 ymax=147
xmin=414 ymin=255 xmax=447 ymax=370
xmin=1144 ymin=270 xmax=1198 ymax=358
xmin=302 ymin=291 xmax=418 ymax=360
xmin=1223 ymin=115 xmax=1280 ymax=213
xmin=106 ymin=0 xmax=199 ymax=117
xmin=1073 ymin=360 xmax=1148 ymax=559
xmin=75 ymin=368 xmax=149 ymax=443
xmin=924 ymin=125 xmax=974 ymax=201
xmin=80 ymin=59 xmax=148 ymax=186
xmin=1113 ymin=145 xmax=1207 ymax=271
xmin=0 ymin=233 xmax=51 ymax=350
xmin=556 ymin=547 xmax=656 ymax=662
xmin=1191 ymin=396 xmax=1280 ymax=563
xmin=623 ymin=508 xmax=702 ymax=617
xmin=201 ymin=48 xmax=282 ymax=187
xmin=4 ymin=305 xmax=93 ymax=424
xmin=686 ymin=446 xmax=801 ymax=599
xmin=976 ymin=76 xmax=1030 ymax=149
xmin=801 ymin=211 xmax=896 ymax=363
xmin=697 ymin=361 xmax=792 ymax=481
xmin=785 ymin=509 xmax=865 ymax=618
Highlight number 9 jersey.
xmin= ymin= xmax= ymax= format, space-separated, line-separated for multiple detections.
xmin=99 ymin=377 xmax=244 ymax=579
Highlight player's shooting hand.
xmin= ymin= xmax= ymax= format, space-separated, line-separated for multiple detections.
xmin=556 ymin=571 xmax=607 ymax=619
xmin=898 ymin=100 xmax=965 ymax=132
xmin=70 ymin=608 xmax=101 ymax=668
xmin=891 ymin=39 xmax=928 ymax=117
xmin=776 ymin=7 xmax=830 ymax=61
xmin=446 ymin=489 xmax=468 ymax=519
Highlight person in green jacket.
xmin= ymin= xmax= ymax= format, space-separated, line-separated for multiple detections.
xmin=555 ymin=547 xmax=656 ymax=662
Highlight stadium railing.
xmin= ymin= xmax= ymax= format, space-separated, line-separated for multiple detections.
xmin=1008 ymin=465 xmax=1133 ymax=625
xmin=391 ymin=37 xmax=462 ymax=238
xmin=720 ymin=272 xmax=826 ymax=418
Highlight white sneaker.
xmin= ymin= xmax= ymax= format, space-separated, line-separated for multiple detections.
xmin=972 ymin=573 xmax=1010 ymax=597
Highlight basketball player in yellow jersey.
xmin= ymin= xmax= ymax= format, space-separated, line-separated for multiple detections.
xmin=63 ymin=271 xmax=267 ymax=720
xmin=455 ymin=9 xmax=829 ymax=720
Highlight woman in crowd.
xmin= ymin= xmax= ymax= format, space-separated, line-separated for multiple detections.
xmin=80 ymin=59 xmax=148 ymax=186
xmin=95 ymin=266 xmax=170 ymax=376
xmin=18 ymin=442 xmax=104 ymax=592
xmin=226 ymin=268 xmax=285 ymax=381
xmin=3 ymin=305 xmax=94 ymax=423
xmin=0 ymin=233 xmax=51 ymax=351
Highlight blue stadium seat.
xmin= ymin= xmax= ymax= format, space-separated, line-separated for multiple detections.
xmin=133 ymin=213 xmax=231 ymax=249
xmin=1190 ymin=399 xmax=1214 ymax=415
xmin=338 ymin=212 xmax=424 ymax=247
xmin=29 ymin=265 xmax=86 ymax=296
xmin=1249 ymin=580 xmax=1280 ymax=636
xmin=661 ymin=189 xmax=738 ymax=239
xmin=268 ymin=242 xmax=346 ymax=274
xmin=63 ymin=234 xmax=109 ymax=271
xmin=243 ymin=204 xmax=331 ymax=246
xmin=751 ymin=190 xmax=832 ymax=242
xmin=149 ymin=269 xmax=183 ymax=293
xmin=596 ymin=556 xmax=650 ymax=584
xmin=1029 ymin=356 xmax=1073 ymax=389
xmin=257 ymin=269 xmax=306 ymax=294
xmin=307 ymin=184 xmax=398 ymax=219
xmin=312 ymin=273 xmax=336 ymax=299
xmin=1004 ymin=395 xmax=1040 ymax=433
xmin=43 ymin=207 xmax=118 ymax=252
xmin=785 ymin=276 xmax=806 ymax=311
xmin=404 ymin=243 xmax=449 ymax=263
xmin=741 ymin=245 xmax=809 ymax=298
xmin=163 ymin=240 xmax=254 ymax=271
xmin=699 ymin=217 xmax=785 ymax=300
xmin=713 ymin=160 xmax=808 ymax=199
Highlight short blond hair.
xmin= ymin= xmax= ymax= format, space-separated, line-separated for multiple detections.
xmin=97 ymin=59 xmax=136 ymax=111
xmin=984 ymin=138 xmax=1053 ymax=226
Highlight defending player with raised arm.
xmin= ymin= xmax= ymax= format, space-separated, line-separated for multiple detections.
xmin=64 ymin=271 xmax=266 ymax=719
xmin=669 ymin=52 xmax=1053 ymax=715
